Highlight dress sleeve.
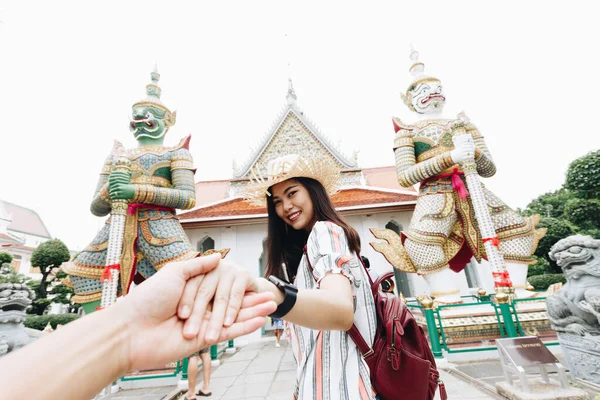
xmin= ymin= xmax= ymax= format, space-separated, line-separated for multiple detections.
xmin=306 ymin=221 xmax=364 ymax=293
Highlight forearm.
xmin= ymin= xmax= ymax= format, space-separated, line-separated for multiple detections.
xmin=473 ymin=135 xmax=496 ymax=177
xmin=91 ymin=182 xmax=111 ymax=217
xmin=0 ymin=305 xmax=130 ymax=400
xmin=131 ymin=170 xmax=196 ymax=209
xmin=256 ymin=277 xmax=353 ymax=331
xmin=395 ymin=147 xmax=455 ymax=187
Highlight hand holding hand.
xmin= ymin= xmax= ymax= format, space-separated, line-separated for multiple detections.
xmin=450 ymin=134 xmax=475 ymax=165
xmin=116 ymin=254 xmax=275 ymax=371
xmin=176 ymin=258 xmax=261 ymax=344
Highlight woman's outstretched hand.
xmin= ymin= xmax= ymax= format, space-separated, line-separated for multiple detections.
xmin=119 ymin=254 xmax=275 ymax=371
xmin=176 ymin=255 xmax=262 ymax=344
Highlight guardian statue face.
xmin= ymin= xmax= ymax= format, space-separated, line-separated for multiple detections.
xmin=129 ymin=105 xmax=172 ymax=140
xmin=407 ymin=79 xmax=445 ymax=115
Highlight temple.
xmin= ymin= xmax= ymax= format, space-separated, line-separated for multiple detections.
xmin=179 ymin=80 xmax=488 ymax=341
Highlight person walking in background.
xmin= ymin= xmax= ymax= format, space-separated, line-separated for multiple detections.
xmin=272 ymin=317 xmax=284 ymax=347
xmin=186 ymin=347 xmax=212 ymax=398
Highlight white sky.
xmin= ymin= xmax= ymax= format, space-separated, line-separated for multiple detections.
xmin=1 ymin=1 xmax=599 ymax=251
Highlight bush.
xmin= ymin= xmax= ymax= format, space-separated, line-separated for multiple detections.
xmin=24 ymin=314 xmax=80 ymax=331
xmin=528 ymin=274 xmax=566 ymax=291
xmin=527 ymin=258 xmax=551 ymax=277
xmin=0 ymin=252 xmax=13 ymax=265
xmin=535 ymin=217 xmax=576 ymax=272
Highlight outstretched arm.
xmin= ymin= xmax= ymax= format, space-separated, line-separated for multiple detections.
xmin=0 ymin=255 xmax=276 ymax=400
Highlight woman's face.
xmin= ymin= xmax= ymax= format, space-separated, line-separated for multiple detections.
xmin=270 ymin=179 xmax=315 ymax=231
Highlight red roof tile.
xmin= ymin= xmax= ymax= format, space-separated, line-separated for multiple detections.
xmin=179 ymin=187 xmax=416 ymax=221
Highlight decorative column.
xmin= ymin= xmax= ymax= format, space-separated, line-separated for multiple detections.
xmin=496 ymin=292 xmax=518 ymax=338
xmin=418 ymin=296 xmax=443 ymax=358
xmin=477 ymin=288 xmax=491 ymax=302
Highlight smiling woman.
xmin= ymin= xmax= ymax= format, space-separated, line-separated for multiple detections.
xmin=242 ymin=155 xmax=378 ymax=400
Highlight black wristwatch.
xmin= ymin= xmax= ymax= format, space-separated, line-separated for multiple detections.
xmin=268 ymin=275 xmax=298 ymax=319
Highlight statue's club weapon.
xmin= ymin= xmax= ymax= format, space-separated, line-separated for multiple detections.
xmin=100 ymin=142 xmax=130 ymax=309
xmin=453 ymin=123 xmax=513 ymax=296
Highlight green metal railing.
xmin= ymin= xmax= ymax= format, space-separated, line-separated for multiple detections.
xmin=411 ymin=294 xmax=559 ymax=357
xmin=121 ymin=360 xmax=182 ymax=381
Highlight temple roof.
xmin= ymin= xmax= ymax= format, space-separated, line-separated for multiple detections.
xmin=192 ymin=165 xmax=415 ymax=209
xmin=1 ymin=201 xmax=51 ymax=238
xmin=179 ymin=186 xmax=416 ymax=223
xmin=233 ymin=81 xmax=357 ymax=178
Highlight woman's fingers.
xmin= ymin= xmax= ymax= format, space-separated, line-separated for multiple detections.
xmin=240 ymin=291 xmax=275 ymax=308
xmin=177 ymin=275 xmax=204 ymax=319
xmin=234 ymin=298 xmax=277 ymax=323
xmin=205 ymin=269 xmax=235 ymax=341
xmin=198 ymin=299 xmax=277 ymax=346
xmin=182 ymin=269 xmax=220 ymax=339
xmin=180 ymin=253 xmax=221 ymax=280
xmin=223 ymin=274 xmax=250 ymax=327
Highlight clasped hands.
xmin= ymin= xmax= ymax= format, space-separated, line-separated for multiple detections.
xmin=113 ymin=253 xmax=275 ymax=373
xmin=450 ymin=134 xmax=476 ymax=165
xmin=108 ymin=171 xmax=135 ymax=200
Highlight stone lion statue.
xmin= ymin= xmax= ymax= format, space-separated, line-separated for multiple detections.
xmin=546 ymin=235 xmax=600 ymax=335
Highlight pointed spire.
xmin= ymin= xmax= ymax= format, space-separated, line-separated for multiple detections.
xmin=286 ymin=77 xmax=297 ymax=105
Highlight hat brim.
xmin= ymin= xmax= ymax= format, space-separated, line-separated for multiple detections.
xmin=244 ymin=158 xmax=340 ymax=207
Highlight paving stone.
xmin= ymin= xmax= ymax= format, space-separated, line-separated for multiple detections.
xmin=234 ymin=371 xmax=276 ymax=385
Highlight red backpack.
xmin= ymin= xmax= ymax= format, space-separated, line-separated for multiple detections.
xmin=303 ymin=246 xmax=446 ymax=400
xmin=348 ymin=268 xmax=447 ymax=400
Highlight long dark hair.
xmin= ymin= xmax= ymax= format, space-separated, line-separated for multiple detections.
xmin=264 ymin=177 xmax=361 ymax=280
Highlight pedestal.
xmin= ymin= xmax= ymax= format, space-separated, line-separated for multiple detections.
xmin=557 ymin=332 xmax=600 ymax=386
xmin=496 ymin=380 xmax=589 ymax=400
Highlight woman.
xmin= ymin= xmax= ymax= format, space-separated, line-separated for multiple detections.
xmin=246 ymin=154 xmax=377 ymax=400
xmin=271 ymin=317 xmax=284 ymax=347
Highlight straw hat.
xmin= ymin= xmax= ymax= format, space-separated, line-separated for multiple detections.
xmin=244 ymin=154 xmax=340 ymax=206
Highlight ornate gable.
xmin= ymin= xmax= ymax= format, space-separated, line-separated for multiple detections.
xmin=234 ymin=80 xmax=357 ymax=180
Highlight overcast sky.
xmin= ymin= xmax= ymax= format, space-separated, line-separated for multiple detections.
xmin=1 ymin=1 xmax=598 ymax=250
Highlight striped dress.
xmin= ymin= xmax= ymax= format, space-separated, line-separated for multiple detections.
xmin=287 ymin=221 xmax=377 ymax=400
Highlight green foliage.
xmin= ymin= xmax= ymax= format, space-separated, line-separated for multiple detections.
xmin=563 ymin=198 xmax=600 ymax=232
xmin=528 ymin=273 xmax=566 ymax=291
xmin=565 ymin=150 xmax=600 ymax=199
xmin=522 ymin=189 xmax=573 ymax=219
xmin=31 ymin=239 xmax=71 ymax=274
xmin=0 ymin=262 xmax=31 ymax=284
xmin=527 ymin=257 xmax=551 ymax=277
xmin=30 ymin=239 xmax=70 ymax=305
xmin=49 ymin=281 xmax=75 ymax=304
xmin=29 ymin=298 xmax=52 ymax=315
xmin=0 ymin=252 xmax=13 ymax=265
xmin=535 ymin=218 xmax=576 ymax=273
xmin=24 ymin=313 xmax=80 ymax=330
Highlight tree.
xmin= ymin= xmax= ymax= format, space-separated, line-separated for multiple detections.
xmin=563 ymin=198 xmax=600 ymax=232
xmin=522 ymin=189 xmax=573 ymax=219
xmin=30 ymin=239 xmax=71 ymax=314
xmin=0 ymin=261 xmax=30 ymax=285
xmin=0 ymin=252 xmax=13 ymax=266
xmin=565 ymin=149 xmax=600 ymax=200
xmin=535 ymin=217 xmax=576 ymax=273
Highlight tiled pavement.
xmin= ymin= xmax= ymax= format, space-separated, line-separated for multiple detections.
xmin=108 ymin=339 xmax=499 ymax=399
xmin=177 ymin=339 xmax=496 ymax=400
